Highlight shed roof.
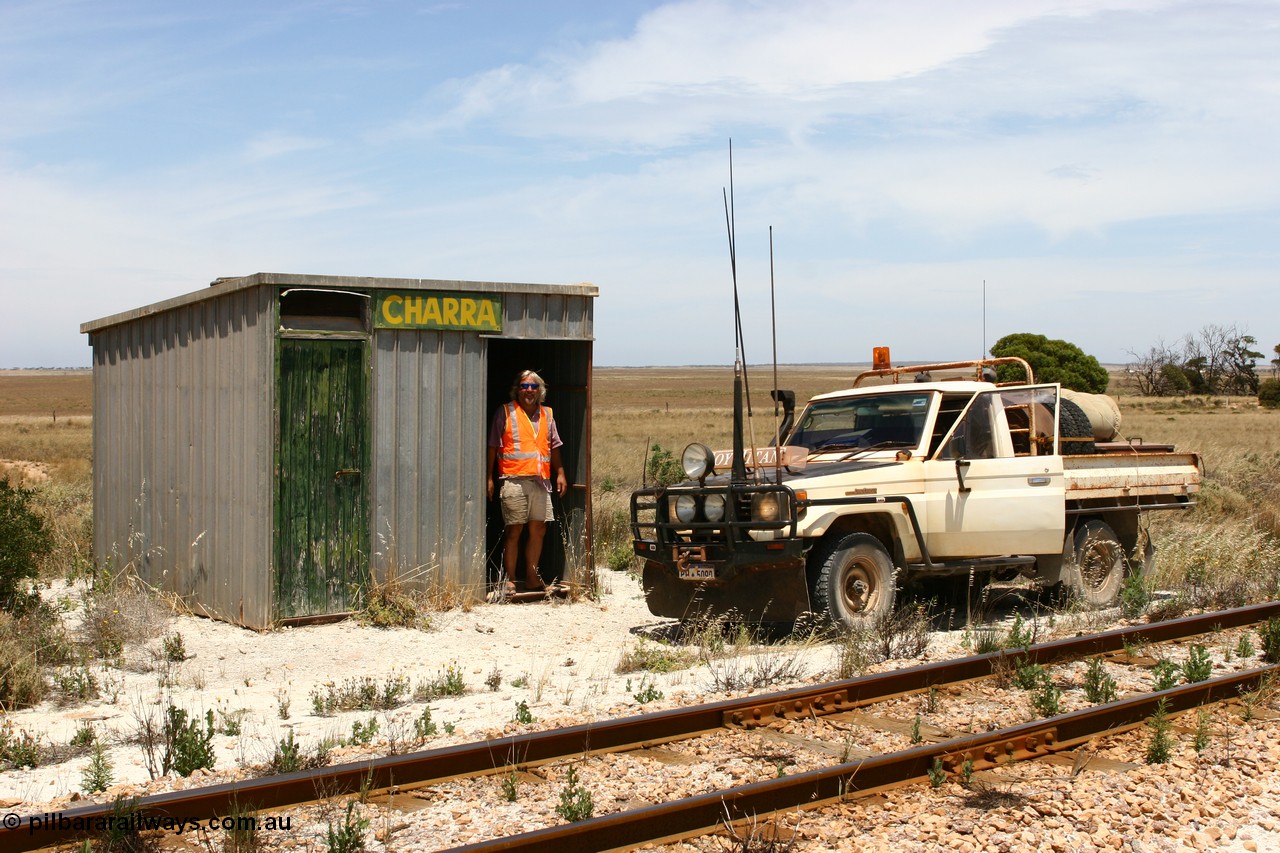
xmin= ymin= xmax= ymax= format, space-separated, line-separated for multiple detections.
xmin=81 ymin=272 xmax=599 ymax=334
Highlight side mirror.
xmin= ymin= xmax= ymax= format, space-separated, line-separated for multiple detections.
xmin=770 ymin=389 xmax=796 ymax=445
xmin=955 ymin=458 xmax=972 ymax=493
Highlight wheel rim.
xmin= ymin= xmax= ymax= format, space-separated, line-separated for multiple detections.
xmin=841 ymin=556 xmax=878 ymax=614
xmin=1079 ymin=540 xmax=1122 ymax=591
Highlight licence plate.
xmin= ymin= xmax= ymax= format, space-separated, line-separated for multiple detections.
xmin=678 ymin=563 xmax=716 ymax=581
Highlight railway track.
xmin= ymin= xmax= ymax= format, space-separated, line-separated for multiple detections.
xmin=7 ymin=602 xmax=1280 ymax=852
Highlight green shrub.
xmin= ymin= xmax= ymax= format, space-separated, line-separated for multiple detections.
xmin=0 ymin=478 xmax=52 ymax=613
xmin=646 ymin=443 xmax=685 ymax=487
xmin=554 ymin=764 xmax=594 ymax=823
xmin=1260 ymin=617 xmax=1280 ymax=664
xmin=1083 ymin=657 xmax=1118 ymax=705
xmin=326 ymin=802 xmax=368 ymax=853
xmin=162 ymin=706 xmax=216 ymax=777
xmin=1180 ymin=644 xmax=1213 ymax=683
xmin=269 ymin=730 xmax=302 ymax=775
xmin=1146 ymin=698 xmax=1175 ymax=764
xmin=81 ymin=737 xmax=114 ymax=794
xmin=1258 ymin=378 xmax=1280 ymax=409
xmin=0 ymin=720 xmax=42 ymax=769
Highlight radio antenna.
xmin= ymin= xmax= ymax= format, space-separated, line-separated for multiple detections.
xmin=723 ymin=142 xmax=748 ymax=484
xmin=770 ymin=225 xmax=781 ymax=482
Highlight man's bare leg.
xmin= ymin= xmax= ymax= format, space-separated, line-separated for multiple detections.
xmin=524 ymin=520 xmax=547 ymax=589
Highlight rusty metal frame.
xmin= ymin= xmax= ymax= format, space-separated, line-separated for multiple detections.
xmin=853 ymin=356 xmax=1035 ymax=388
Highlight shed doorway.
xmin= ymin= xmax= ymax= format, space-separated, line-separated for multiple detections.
xmin=275 ymin=338 xmax=371 ymax=619
xmin=485 ymin=340 xmax=591 ymax=591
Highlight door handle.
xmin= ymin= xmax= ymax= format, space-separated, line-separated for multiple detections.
xmin=1027 ymin=476 xmax=1050 ymax=486
xmin=335 ymin=468 xmax=362 ymax=480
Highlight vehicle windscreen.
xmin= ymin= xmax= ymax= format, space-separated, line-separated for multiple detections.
xmin=787 ymin=391 xmax=934 ymax=452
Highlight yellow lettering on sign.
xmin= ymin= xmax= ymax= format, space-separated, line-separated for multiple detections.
xmin=374 ymin=292 xmax=503 ymax=330
xmin=442 ymin=298 xmax=459 ymax=326
xmin=423 ymin=298 xmax=442 ymax=325
xmin=381 ymin=294 xmax=404 ymax=325
xmin=403 ymin=297 xmax=423 ymax=325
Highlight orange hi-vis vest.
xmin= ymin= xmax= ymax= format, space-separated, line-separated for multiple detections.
xmin=499 ymin=402 xmax=552 ymax=479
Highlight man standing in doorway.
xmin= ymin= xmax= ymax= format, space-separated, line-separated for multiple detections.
xmin=487 ymin=370 xmax=568 ymax=596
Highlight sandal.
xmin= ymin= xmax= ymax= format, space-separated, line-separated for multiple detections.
xmin=524 ymin=579 xmax=547 ymax=593
xmin=501 ymin=580 xmax=517 ymax=599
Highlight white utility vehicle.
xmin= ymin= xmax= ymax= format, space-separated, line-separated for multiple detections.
xmin=631 ymin=354 xmax=1202 ymax=627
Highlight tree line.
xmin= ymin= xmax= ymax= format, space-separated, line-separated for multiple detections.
xmin=984 ymin=327 xmax=1279 ymax=407
xmin=1126 ymin=324 xmax=1275 ymax=397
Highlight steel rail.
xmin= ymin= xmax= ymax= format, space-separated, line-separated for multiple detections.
xmin=447 ymin=664 xmax=1280 ymax=853
xmin=5 ymin=601 xmax=1278 ymax=851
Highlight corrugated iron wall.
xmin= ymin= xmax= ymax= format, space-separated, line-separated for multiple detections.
xmin=371 ymin=329 xmax=486 ymax=591
xmin=371 ymin=290 xmax=594 ymax=594
xmin=90 ymin=287 xmax=275 ymax=627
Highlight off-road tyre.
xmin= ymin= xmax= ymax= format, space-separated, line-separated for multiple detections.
xmin=810 ymin=533 xmax=897 ymax=629
xmin=1062 ymin=520 xmax=1126 ymax=607
xmin=1058 ymin=397 xmax=1095 ymax=455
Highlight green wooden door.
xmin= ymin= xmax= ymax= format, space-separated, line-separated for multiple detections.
xmin=275 ymin=339 xmax=370 ymax=619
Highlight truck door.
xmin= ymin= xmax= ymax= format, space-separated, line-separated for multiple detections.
xmin=921 ymin=386 xmax=1065 ymax=558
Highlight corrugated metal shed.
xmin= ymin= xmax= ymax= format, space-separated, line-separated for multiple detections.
xmin=82 ymin=272 xmax=597 ymax=629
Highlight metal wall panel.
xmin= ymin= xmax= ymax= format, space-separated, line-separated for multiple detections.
xmin=371 ymin=329 xmax=486 ymax=591
xmin=90 ymin=287 xmax=274 ymax=627
xmin=499 ymin=293 xmax=594 ymax=340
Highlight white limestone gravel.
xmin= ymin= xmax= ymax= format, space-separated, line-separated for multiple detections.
xmin=3 ymin=575 xmax=1279 ymax=853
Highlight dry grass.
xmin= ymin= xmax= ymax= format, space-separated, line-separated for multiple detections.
xmin=2 ymin=367 xmax=1277 ymax=612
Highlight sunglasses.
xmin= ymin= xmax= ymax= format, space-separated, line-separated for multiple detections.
xmin=519 ymin=382 xmax=540 ymax=390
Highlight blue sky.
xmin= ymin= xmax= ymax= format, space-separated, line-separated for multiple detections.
xmin=2 ymin=0 xmax=1278 ymax=368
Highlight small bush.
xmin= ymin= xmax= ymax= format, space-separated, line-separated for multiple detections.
xmin=0 ymin=616 xmax=46 ymax=710
xmin=1261 ymin=617 xmax=1280 ymax=664
xmin=1083 ymin=657 xmax=1118 ymax=705
xmin=1119 ymin=572 xmax=1151 ymax=619
xmin=269 ymin=730 xmax=302 ymax=775
xmin=414 ymin=666 xmax=465 ymax=701
xmin=0 ymin=478 xmax=52 ymax=613
xmin=1146 ymin=698 xmax=1175 ymax=764
xmin=413 ymin=706 xmax=438 ymax=741
xmin=81 ymin=737 xmax=114 ymax=794
xmin=361 ymin=572 xmax=426 ymax=629
xmin=311 ymin=675 xmax=411 ymax=715
xmin=78 ymin=579 xmax=163 ymax=660
xmin=645 ymin=444 xmax=685 ymax=487
xmin=554 ymin=764 xmax=594 ymax=823
xmin=160 ymin=706 xmax=216 ymax=777
xmin=615 ymin=638 xmax=693 ymax=674
xmin=349 ymin=717 xmax=379 ymax=746
xmin=0 ymin=720 xmax=42 ymax=769
xmin=1151 ymin=659 xmax=1180 ymax=692
xmin=1180 ymin=644 xmax=1214 ymax=683
xmin=1258 ymin=378 xmax=1280 ymax=409
xmin=160 ymin=632 xmax=187 ymax=663
xmin=326 ymin=802 xmax=368 ymax=853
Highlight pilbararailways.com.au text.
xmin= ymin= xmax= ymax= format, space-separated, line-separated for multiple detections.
xmin=11 ymin=811 xmax=293 ymax=835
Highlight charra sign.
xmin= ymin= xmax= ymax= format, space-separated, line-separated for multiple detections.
xmin=374 ymin=291 xmax=503 ymax=332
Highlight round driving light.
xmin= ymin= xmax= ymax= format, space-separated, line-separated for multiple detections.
xmin=681 ymin=443 xmax=716 ymax=480
xmin=751 ymin=493 xmax=783 ymax=524
xmin=672 ymin=494 xmax=698 ymax=524
xmin=703 ymin=493 xmax=727 ymax=522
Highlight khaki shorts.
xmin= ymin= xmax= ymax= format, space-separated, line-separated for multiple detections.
xmin=499 ymin=478 xmax=554 ymax=525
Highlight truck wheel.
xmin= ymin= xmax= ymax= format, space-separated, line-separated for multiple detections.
xmin=1063 ymin=520 xmax=1125 ymax=607
xmin=811 ymin=533 xmax=897 ymax=629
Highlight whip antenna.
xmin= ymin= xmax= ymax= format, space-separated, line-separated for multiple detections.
xmin=723 ymin=142 xmax=749 ymax=484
